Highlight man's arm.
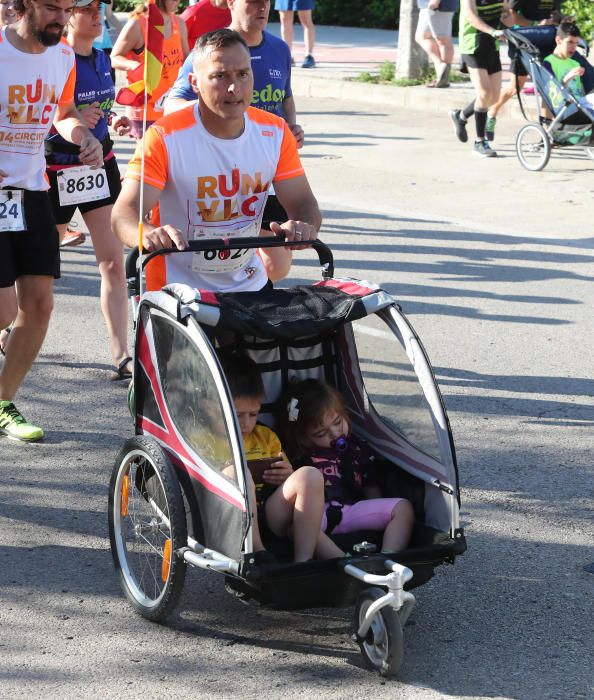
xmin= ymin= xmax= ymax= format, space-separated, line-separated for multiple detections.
xmin=274 ymin=174 xmax=321 ymax=232
xmin=111 ymin=178 xmax=188 ymax=251
xmin=281 ymin=96 xmax=304 ymax=148
xmin=53 ymin=103 xmax=103 ymax=167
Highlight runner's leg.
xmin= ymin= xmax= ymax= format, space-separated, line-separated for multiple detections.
xmin=83 ymin=206 xmax=131 ymax=370
xmin=0 ymin=275 xmax=53 ymax=401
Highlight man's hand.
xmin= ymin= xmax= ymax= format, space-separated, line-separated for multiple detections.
xmin=78 ymin=135 xmax=103 ymax=168
xmin=288 ymin=123 xmax=305 ymax=149
xmin=269 ymin=219 xmax=317 ymax=250
xmin=112 ymin=115 xmax=132 ymax=136
xmin=428 ymin=0 xmax=440 ymax=10
xmin=0 ymin=169 xmax=7 ymax=185
xmin=79 ymin=101 xmax=103 ymax=129
xmin=143 ymin=224 xmax=188 ymax=252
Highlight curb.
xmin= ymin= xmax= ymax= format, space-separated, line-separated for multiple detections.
xmin=290 ymin=73 xmax=529 ymax=121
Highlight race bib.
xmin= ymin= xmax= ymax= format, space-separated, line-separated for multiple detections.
xmin=190 ymin=221 xmax=260 ymax=274
xmin=0 ymin=190 xmax=25 ymax=232
xmin=57 ymin=165 xmax=110 ymax=207
xmin=154 ymin=89 xmax=171 ymax=113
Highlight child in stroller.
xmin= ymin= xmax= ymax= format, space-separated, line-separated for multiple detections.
xmin=543 ymin=20 xmax=594 ymax=119
xmin=218 ymin=352 xmax=345 ymax=563
xmin=280 ymin=378 xmax=415 ymax=553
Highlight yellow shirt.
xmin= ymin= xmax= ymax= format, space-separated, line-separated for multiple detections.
xmin=244 ymin=424 xmax=283 ymax=461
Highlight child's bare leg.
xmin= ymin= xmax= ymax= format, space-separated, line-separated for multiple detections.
xmin=381 ymin=499 xmax=415 ymax=552
xmin=265 ymin=466 xmax=329 ymax=562
xmin=223 ymin=465 xmax=266 ymax=552
xmin=314 ymin=531 xmax=345 ymax=560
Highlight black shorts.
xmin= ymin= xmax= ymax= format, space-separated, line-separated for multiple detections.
xmin=0 ymin=189 xmax=60 ymax=288
xmin=46 ymin=155 xmax=122 ymax=225
xmin=462 ymin=33 xmax=502 ymax=75
xmin=261 ymin=194 xmax=288 ymax=230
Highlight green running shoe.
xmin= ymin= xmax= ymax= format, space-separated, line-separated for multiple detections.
xmin=0 ymin=400 xmax=44 ymax=442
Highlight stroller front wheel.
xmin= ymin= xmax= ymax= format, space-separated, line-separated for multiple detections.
xmin=108 ymin=436 xmax=187 ymax=621
xmin=585 ymin=146 xmax=594 ymax=161
xmin=354 ymin=587 xmax=404 ymax=677
xmin=516 ymin=123 xmax=551 ymax=171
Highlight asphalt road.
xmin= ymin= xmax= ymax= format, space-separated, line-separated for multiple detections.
xmin=0 ymin=96 xmax=593 ymax=699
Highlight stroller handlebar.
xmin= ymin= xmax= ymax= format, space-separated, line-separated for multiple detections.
xmin=125 ymin=235 xmax=335 ymax=291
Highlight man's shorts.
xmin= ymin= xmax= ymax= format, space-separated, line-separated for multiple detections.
xmin=275 ymin=0 xmax=315 ymax=11
xmin=417 ymin=9 xmax=454 ymax=38
xmin=46 ymin=155 xmax=122 ymax=225
xmin=0 ymin=189 xmax=60 ymax=288
xmin=462 ymin=34 xmax=502 ymax=75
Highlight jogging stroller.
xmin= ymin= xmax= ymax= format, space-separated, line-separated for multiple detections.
xmin=108 ymin=237 xmax=467 ymax=677
xmin=505 ymin=27 xmax=594 ymax=171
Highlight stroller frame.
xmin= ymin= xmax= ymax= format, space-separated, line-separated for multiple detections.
xmin=505 ymin=28 xmax=594 ymax=171
xmin=109 ymin=237 xmax=466 ymax=677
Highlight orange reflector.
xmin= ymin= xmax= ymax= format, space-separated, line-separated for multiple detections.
xmin=161 ymin=539 xmax=172 ymax=582
xmin=121 ymin=474 xmax=130 ymax=517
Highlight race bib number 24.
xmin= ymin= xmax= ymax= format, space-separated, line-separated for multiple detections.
xmin=0 ymin=190 xmax=25 ymax=232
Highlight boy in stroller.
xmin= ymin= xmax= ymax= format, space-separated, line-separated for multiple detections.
xmin=219 ymin=352 xmax=345 ymax=563
xmin=543 ymin=20 xmax=594 ymax=121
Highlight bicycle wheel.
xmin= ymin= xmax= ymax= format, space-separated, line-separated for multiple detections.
xmin=354 ymin=587 xmax=404 ymax=677
xmin=516 ymin=123 xmax=551 ymax=171
xmin=108 ymin=436 xmax=187 ymax=621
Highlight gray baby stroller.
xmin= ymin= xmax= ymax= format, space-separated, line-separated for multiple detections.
xmin=108 ymin=237 xmax=467 ymax=677
xmin=505 ymin=27 xmax=594 ymax=171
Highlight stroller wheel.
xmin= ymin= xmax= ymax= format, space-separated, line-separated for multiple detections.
xmin=516 ymin=123 xmax=551 ymax=171
xmin=354 ymin=587 xmax=404 ymax=677
xmin=108 ymin=436 xmax=187 ymax=621
xmin=585 ymin=147 xmax=594 ymax=161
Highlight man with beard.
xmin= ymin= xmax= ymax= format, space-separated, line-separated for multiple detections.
xmin=0 ymin=0 xmax=103 ymax=442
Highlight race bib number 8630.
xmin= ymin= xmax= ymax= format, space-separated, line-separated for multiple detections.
xmin=57 ymin=165 xmax=109 ymax=207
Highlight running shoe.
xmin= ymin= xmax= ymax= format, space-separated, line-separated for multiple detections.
xmin=473 ymin=139 xmax=497 ymax=158
xmin=449 ymin=109 xmax=468 ymax=143
xmin=301 ymin=54 xmax=316 ymax=69
xmin=0 ymin=401 xmax=44 ymax=442
xmin=485 ymin=116 xmax=497 ymax=141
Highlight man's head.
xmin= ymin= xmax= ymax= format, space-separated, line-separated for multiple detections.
xmin=189 ymin=29 xmax=253 ymax=127
xmin=227 ymin=0 xmax=270 ymax=39
xmin=15 ymin=0 xmax=79 ymax=46
xmin=555 ymin=20 xmax=581 ymax=58
xmin=0 ymin=0 xmax=18 ymax=27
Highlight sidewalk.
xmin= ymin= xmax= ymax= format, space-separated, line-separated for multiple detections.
xmin=267 ymin=22 xmax=524 ymax=119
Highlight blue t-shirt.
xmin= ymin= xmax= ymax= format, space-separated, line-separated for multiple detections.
xmin=46 ymin=48 xmax=115 ymax=165
xmin=169 ymin=31 xmax=292 ymax=117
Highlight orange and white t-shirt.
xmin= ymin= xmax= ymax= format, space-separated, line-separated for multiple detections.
xmin=0 ymin=28 xmax=76 ymax=191
xmin=126 ymin=104 xmax=305 ymax=293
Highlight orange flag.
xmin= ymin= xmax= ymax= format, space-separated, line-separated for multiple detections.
xmin=116 ymin=0 xmax=164 ymax=108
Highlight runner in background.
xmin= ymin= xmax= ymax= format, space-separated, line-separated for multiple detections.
xmin=486 ymin=0 xmax=561 ymax=140
xmin=274 ymin=0 xmax=316 ymax=68
xmin=0 ymin=0 xmax=103 ymax=442
xmin=181 ymin=0 xmax=230 ymax=49
xmin=165 ymin=0 xmax=303 ymax=228
xmin=111 ymin=0 xmax=189 ymax=138
xmin=45 ymin=0 xmax=134 ymax=381
xmin=415 ymin=0 xmax=458 ymax=88
xmin=0 ymin=0 xmax=17 ymax=26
